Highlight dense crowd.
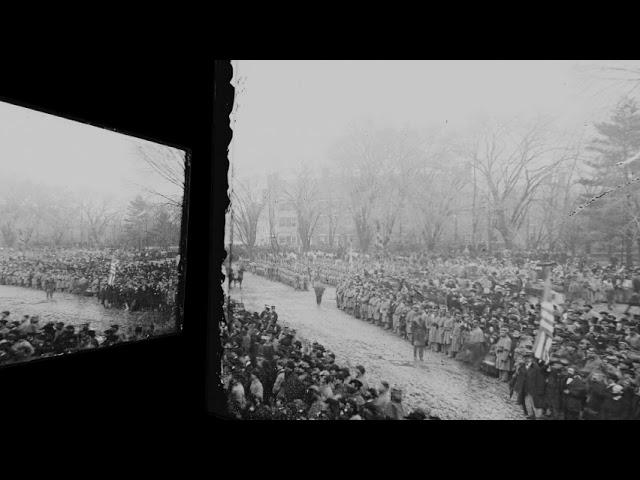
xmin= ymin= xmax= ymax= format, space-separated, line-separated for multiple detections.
xmin=221 ymin=297 xmax=439 ymax=420
xmin=240 ymin=250 xmax=640 ymax=419
xmin=335 ymin=257 xmax=640 ymax=420
xmin=0 ymin=247 xmax=179 ymax=312
xmin=249 ymin=253 xmax=351 ymax=288
xmin=0 ymin=310 xmax=158 ymax=366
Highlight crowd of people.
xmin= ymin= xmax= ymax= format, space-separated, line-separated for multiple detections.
xmin=237 ymin=249 xmax=640 ymax=419
xmin=0 ymin=310 xmax=158 ymax=366
xmin=222 ymin=297 xmax=439 ymax=420
xmin=249 ymin=253 xmax=351 ymax=288
xmin=0 ymin=247 xmax=179 ymax=312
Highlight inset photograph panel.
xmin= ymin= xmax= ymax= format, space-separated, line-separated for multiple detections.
xmin=0 ymin=99 xmax=189 ymax=367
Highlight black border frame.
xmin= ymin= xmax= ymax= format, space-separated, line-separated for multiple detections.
xmin=0 ymin=51 xmax=213 ymax=429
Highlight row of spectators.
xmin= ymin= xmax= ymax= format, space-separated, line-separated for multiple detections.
xmin=335 ymin=262 xmax=640 ymax=419
xmin=221 ymin=298 xmax=438 ymax=420
xmin=249 ymin=254 xmax=350 ymax=288
xmin=0 ymin=310 xmax=158 ymax=365
xmin=0 ymin=248 xmax=179 ymax=312
xmin=248 ymin=252 xmax=640 ymax=419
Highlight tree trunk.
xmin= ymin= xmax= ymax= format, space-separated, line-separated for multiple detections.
xmin=626 ymin=233 xmax=634 ymax=267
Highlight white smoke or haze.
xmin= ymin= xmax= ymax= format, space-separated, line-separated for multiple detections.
xmin=231 ymin=60 xmax=639 ymax=180
xmin=0 ymin=100 xmax=184 ymax=205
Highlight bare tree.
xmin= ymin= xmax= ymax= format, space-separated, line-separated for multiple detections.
xmin=408 ymin=158 xmax=469 ymax=251
xmin=330 ymin=122 xmax=429 ymax=252
xmin=283 ymin=165 xmax=322 ymax=253
xmin=44 ymin=192 xmax=77 ymax=246
xmin=0 ymin=187 xmax=22 ymax=248
xmin=462 ymin=118 xmax=575 ymax=249
xmin=232 ymin=177 xmax=265 ymax=254
xmin=133 ymin=143 xmax=186 ymax=210
xmin=79 ymin=198 xmax=118 ymax=246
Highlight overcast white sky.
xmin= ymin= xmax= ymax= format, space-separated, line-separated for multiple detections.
xmin=0 ymin=100 xmax=185 ymax=204
xmin=230 ymin=60 xmax=638 ymax=180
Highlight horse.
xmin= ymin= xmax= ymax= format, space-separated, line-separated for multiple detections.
xmin=231 ymin=268 xmax=244 ymax=289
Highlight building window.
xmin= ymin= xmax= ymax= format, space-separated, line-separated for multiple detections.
xmin=279 ymin=217 xmax=297 ymax=228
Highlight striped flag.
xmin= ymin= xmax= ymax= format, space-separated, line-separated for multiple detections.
xmin=533 ymin=267 xmax=554 ymax=363
xmin=108 ymin=255 xmax=119 ymax=285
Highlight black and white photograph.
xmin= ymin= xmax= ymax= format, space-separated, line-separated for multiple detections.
xmin=219 ymin=60 xmax=640 ymax=420
xmin=0 ymin=99 xmax=188 ymax=368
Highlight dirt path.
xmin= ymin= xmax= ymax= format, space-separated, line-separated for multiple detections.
xmin=225 ymin=273 xmax=526 ymax=420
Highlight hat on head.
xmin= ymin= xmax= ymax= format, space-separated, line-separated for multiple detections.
xmin=611 ymin=384 xmax=624 ymax=395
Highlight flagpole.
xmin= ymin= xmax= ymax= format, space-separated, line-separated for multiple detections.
xmin=534 ymin=261 xmax=555 ymax=363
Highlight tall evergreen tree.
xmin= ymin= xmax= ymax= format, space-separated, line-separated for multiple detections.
xmin=124 ymin=195 xmax=150 ymax=250
xmin=582 ymin=97 xmax=640 ymax=265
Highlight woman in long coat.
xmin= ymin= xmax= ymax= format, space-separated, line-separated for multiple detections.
xmin=514 ymin=355 xmax=546 ymax=418
xmin=436 ymin=314 xmax=447 ymax=352
xmin=449 ymin=318 xmax=464 ymax=358
xmin=494 ymin=328 xmax=513 ymax=381
xmin=441 ymin=313 xmax=454 ymax=355
xmin=412 ymin=311 xmax=427 ymax=361
xmin=392 ymin=298 xmax=404 ymax=334
xmin=428 ymin=311 xmax=440 ymax=350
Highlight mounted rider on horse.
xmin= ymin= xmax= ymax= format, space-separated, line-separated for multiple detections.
xmin=231 ymin=262 xmax=245 ymax=289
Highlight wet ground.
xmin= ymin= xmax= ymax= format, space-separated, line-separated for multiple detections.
xmin=0 ymin=285 xmax=174 ymax=335
xmin=224 ymin=273 xmax=527 ymax=420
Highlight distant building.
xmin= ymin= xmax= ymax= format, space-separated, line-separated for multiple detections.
xmin=251 ymin=172 xmax=357 ymax=250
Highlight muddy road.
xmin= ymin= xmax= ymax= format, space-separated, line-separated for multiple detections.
xmin=0 ymin=285 xmax=174 ymax=335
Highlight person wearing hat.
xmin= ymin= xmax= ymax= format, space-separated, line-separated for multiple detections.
xmin=602 ymin=355 xmax=623 ymax=380
xmin=441 ymin=309 xmax=455 ymax=356
xmin=468 ymin=320 xmax=488 ymax=370
xmin=227 ymin=374 xmax=248 ymax=419
xmin=372 ymin=380 xmax=391 ymax=412
xmin=354 ymin=365 xmax=369 ymax=394
xmin=449 ymin=314 xmax=464 ymax=359
xmin=561 ymin=366 xmax=587 ymax=420
xmin=560 ymin=342 xmax=585 ymax=368
xmin=582 ymin=347 xmax=605 ymax=377
xmin=313 ymin=279 xmax=326 ymax=307
xmin=514 ymin=351 xmax=546 ymax=419
xmin=603 ymin=277 xmax=616 ymax=310
xmin=411 ymin=304 xmax=427 ymax=361
xmin=54 ymin=325 xmax=78 ymax=353
xmin=428 ymin=307 xmax=441 ymax=351
xmin=10 ymin=332 xmax=35 ymax=360
xmin=0 ymin=319 xmax=10 ymax=337
xmin=53 ymin=322 xmax=65 ymax=341
xmin=384 ymin=387 xmax=406 ymax=420
xmin=247 ymin=368 xmax=264 ymax=403
xmin=624 ymin=326 xmax=640 ymax=351
xmin=495 ymin=326 xmax=513 ymax=382
xmin=280 ymin=359 xmax=306 ymax=404
xmin=544 ymin=357 xmax=565 ymax=420
xmin=599 ymin=383 xmax=630 ymax=420
xmin=20 ymin=315 xmax=41 ymax=336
